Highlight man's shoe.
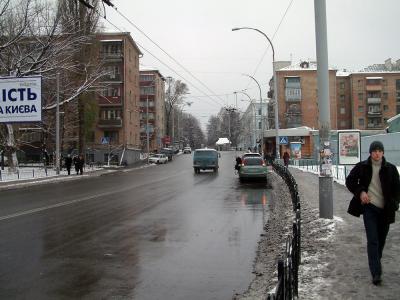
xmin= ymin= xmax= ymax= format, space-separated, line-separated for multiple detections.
xmin=372 ymin=275 xmax=382 ymax=285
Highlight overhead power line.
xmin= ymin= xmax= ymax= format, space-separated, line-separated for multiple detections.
xmin=245 ymin=0 xmax=295 ymax=89
xmin=97 ymin=13 xmax=224 ymax=109
xmin=109 ymin=6 xmax=227 ymax=107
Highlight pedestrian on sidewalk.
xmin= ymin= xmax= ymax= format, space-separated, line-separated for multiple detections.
xmin=283 ymin=150 xmax=290 ymax=167
xmin=345 ymin=140 xmax=400 ymax=286
xmin=77 ymin=154 xmax=84 ymax=175
xmin=64 ymin=154 xmax=73 ymax=175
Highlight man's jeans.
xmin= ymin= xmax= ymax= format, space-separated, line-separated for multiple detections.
xmin=363 ymin=204 xmax=390 ymax=277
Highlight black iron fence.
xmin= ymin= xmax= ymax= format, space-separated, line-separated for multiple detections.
xmin=267 ymin=162 xmax=301 ymax=300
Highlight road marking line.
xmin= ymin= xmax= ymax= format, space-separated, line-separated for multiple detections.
xmin=0 ymin=193 xmax=106 ymax=221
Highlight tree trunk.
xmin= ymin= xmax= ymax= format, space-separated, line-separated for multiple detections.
xmin=6 ymin=124 xmax=18 ymax=172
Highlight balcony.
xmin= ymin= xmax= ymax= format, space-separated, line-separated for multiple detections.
xmin=98 ymin=119 xmax=122 ymax=128
xmin=367 ymin=123 xmax=383 ymax=129
xmin=285 ymin=88 xmax=301 ymax=102
xmin=98 ymin=96 xmax=122 ymax=106
xmin=366 ymin=84 xmax=382 ymax=91
xmin=99 ymin=51 xmax=123 ymax=61
xmin=103 ymin=74 xmax=122 ymax=82
xmin=367 ymin=97 xmax=381 ymax=104
xmin=367 ymin=109 xmax=382 ymax=116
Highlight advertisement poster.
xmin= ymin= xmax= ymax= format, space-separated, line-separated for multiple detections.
xmin=290 ymin=142 xmax=302 ymax=159
xmin=338 ymin=131 xmax=361 ymax=165
xmin=0 ymin=76 xmax=42 ymax=123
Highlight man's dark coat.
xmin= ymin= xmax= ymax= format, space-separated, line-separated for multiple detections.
xmin=345 ymin=156 xmax=400 ymax=224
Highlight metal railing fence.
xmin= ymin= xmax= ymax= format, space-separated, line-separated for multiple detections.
xmin=267 ymin=162 xmax=301 ymax=300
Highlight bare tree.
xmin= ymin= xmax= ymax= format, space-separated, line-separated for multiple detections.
xmin=0 ymin=0 xmax=107 ymax=170
xmin=165 ymin=77 xmax=189 ymax=138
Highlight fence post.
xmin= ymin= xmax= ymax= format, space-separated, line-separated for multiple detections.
xmin=278 ymin=259 xmax=285 ymax=299
xmin=17 ymin=169 xmax=20 ymax=179
xmin=0 ymin=170 xmax=2 ymax=181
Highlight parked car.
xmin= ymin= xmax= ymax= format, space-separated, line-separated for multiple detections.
xmin=160 ymin=148 xmax=174 ymax=161
xmin=193 ymin=148 xmax=219 ymax=173
xmin=183 ymin=147 xmax=192 ymax=154
xmin=149 ymin=154 xmax=168 ymax=164
xmin=242 ymin=152 xmax=261 ymax=159
xmin=238 ymin=156 xmax=268 ymax=182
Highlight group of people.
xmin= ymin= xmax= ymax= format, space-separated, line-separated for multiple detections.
xmin=64 ymin=154 xmax=85 ymax=175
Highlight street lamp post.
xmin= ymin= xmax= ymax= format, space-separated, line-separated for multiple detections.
xmin=242 ymin=74 xmax=264 ymax=156
xmin=236 ymin=90 xmax=257 ymax=149
xmin=232 ymin=27 xmax=280 ymax=159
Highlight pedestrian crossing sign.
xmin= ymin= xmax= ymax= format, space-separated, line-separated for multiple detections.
xmin=279 ymin=136 xmax=289 ymax=145
xmin=101 ymin=137 xmax=110 ymax=144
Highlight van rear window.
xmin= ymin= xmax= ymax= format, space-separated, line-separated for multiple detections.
xmin=194 ymin=151 xmax=217 ymax=157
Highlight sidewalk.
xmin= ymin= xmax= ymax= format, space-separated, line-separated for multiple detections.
xmin=0 ymin=161 xmax=149 ymax=191
xmin=292 ymin=167 xmax=400 ymax=299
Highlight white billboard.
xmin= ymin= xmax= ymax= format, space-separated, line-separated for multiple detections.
xmin=0 ymin=76 xmax=42 ymax=123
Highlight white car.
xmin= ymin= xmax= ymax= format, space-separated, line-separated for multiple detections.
xmin=183 ymin=147 xmax=192 ymax=154
xmin=148 ymin=154 xmax=168 ymax=164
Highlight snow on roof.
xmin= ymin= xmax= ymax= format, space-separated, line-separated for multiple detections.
xmin=216 ymin=137 xmax=231 ymax=145
xmin=336 ymin=71 xmax=350 ymax=77
xmin=366 ymin=76 xmax=383 ymax=79
xmin=264 ymin=126 xmax=314 ymax=137
xmin=100 ymin=39 xmax=123 ymax=42
xmin=279 ymin=61 xmax=337 ymax=72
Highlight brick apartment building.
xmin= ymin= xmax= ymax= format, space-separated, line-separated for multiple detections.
xmin=139 ymin=70 xmax=166 ymax=152
xmin=89 ymin=32 xmax=142 ymax=164
xmin=264 ymin=59 xmax=400 ymax=158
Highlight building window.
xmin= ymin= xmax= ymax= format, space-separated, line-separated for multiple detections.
xmin=340 ymin=120 xmax=346 ymax=127
xmin=358 ymin=79 xmax=363 ymax=88
xmin=339 ymin=82 xmax=345 ymax=89
xmin=358 ymin=118 xmax=364 ymax=126
xmin=103 ymin=131 xmax=119 ymax=143
xmin=396 ymin=79 xmax=400 ymax=90
xmin=383 ymin=105 xmax=389 ymax=111
xmin=258 ymin=121 xmax=262 ymax=130
xmin=358 ymin=93 xmax=363 ymax=101
xmin=358 ymin=106 xmax=364 ymax=113
xmin=397 ymin=105 xmax=400 ymax=114
xmin=258 ymin=108 xmax=262 ymax=116
xmin=340 ymin=107 xmax=345 ymax=114
xmin=101 ymin=109 xmax=121 ymax=120
xmin=340 ymin=95 xmax=345 ymax=103
xmin=382 ymin=92 xmax=388 ymax=100
xmin=140 ymin=74 xmax=155 ymax=81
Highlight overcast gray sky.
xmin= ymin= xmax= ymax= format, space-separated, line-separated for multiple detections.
xmin=103 ymin=0 xmax=399 ymax=130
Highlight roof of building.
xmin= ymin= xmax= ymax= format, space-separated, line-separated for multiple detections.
xmin=278 ymin=60 xmax=337 ymax=72
xmin=97 ymin=32 xmax=142 ymax=55
xmin=139 ymin=68 xmax=165 ymax=81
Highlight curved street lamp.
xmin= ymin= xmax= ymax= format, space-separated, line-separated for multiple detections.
xmin=232 ymin=27 xmax=280 ymax=159
xmin=242 ymin=74 xmax=265 ymax=156
xmin=235 ymin=90 xmax=257 ymax=150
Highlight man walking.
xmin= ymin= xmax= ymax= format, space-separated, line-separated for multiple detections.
xmin=346 ymin=141 xmax=400 ymax=285
xmin=64 ymin=154 xmax=73 ymax=175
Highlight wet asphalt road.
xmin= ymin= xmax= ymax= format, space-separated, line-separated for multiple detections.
xmin=0 ymin=151 xmax=271 ymax=299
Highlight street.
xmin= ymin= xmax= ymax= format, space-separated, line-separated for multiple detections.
xmin=0 ymin=151 xmax=271 ymax=299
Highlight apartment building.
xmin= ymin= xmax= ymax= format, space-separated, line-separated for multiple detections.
xmin=265 ymin=59 xmax=400 ymax=158
xmin=139 ymin=69 xmax=166 ymax=152
xmin=91 ymin=32 xmax=142 ymax=164
xmin=349 ymin=72 xmax=400 ymax=130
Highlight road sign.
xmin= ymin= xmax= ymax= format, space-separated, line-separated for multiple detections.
xmin=279 ymin=136 xmax=289 ymax=145
xmin=101 ymin=137 xmax=110 ymax=144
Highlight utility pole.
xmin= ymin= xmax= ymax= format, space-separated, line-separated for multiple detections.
xmin=314 ymin=0 xmax=333 ymax=219
xmin=225 ymin=107 xmax=237 ymax=147
xmin=56 ymin=72 xmax=60 ymax=175
xmin=146 ymin=95 xmax=150 ymax=164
